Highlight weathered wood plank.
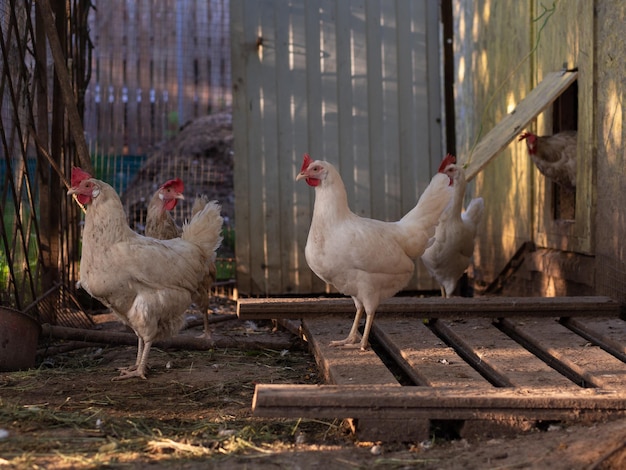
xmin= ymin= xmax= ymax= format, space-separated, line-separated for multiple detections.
xmin=464 ymin=70 xmax=578 ymax=181
xmin=237 ymin=296 xmax=623 ymax=320
xmin=301 ymin=316 xmax=399 ymax=386
xmin=372 ymin=316 xmax=489 ymax=388
xmin=498 ymin=318 xmax=626 ymax=389
xmin=434 ymin=318 xmax=578 ymax=389
xmin=253 ymin=384 xmax=626 ymax=420
xmin=561 ymin=317 xmax=626 ymax=362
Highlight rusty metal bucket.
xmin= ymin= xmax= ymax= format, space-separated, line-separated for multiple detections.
xmin=0 ymin=307 xmax=41 ymax=371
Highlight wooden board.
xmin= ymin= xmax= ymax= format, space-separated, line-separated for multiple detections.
xmin=463 ymin=70 xmax=578 ymax=181
xmin=238 ymin=295 xmax=623 ymax=320
xmin=301 ymin=315 xmax=399 ymax=386
xmin=372 ymin=317 xmax=489 ymax=388
xmin=252 ymin=297 xmax=626 ymax=441
xmin=498 ymin=318 xmax=626 ymax=389
xmin=432 ymin=318 xmax=578 ymax=389
xmin=253 ymin=384 xmax=626 ymax=421
xmin=561 ymin=317 xmax=626 ymax=362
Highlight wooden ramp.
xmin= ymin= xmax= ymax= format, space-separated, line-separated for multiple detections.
xmin=239 ymin=296 xmax=626 ymax=441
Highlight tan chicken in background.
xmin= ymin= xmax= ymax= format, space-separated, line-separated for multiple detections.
xmin=68 ymin=168 xmax=223 ymax=380
xmin=518 ymin=130 xmax=577 ymax=191
xmin=296 ymin=153 xmax=454 ymax=351
xmin=145 ymin=177 xmax=186 ymax=239
xmin=421 ymin=156 xmax=484 ymax=298
xmin=145 ymin=178 xmax=217 ymax=339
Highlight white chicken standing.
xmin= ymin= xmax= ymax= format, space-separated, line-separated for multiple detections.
xmin=297 ymin=153 xmax=454 ymax=350
xmin=421 ymin=157 xmax=484 ymax=298
xmin=68 ymin=168 xmax=223 ymax=380
xmin=145 ymin=179 xmax=217 ymax=339
xmin=518 ymin=130 xmax=577 ymax=191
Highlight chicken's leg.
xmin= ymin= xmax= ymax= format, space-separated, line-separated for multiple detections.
xmin=329 ymin=305 xmax=364 ymax=348
xmin=116 ymin=335 xmax=143 ymax=373
xmin=359 ymin=311 xmax=376 ymax=351
xmin=113 ymin=337 xmax=150 ymax=380
xmin=197 ymin=308 xmax=213 ymax=340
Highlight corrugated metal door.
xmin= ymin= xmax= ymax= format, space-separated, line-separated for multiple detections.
xmin=231 ymin=0 xmax=443 ymax=295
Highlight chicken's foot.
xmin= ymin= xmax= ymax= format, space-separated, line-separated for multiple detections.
xmin=112 ymin=368 xmax=147 ymax=380
xmin=329 ymin=306 xmax=369 ymax=349
xmin=112 ymin=337 xmax=150 ymax=380
xmin=329 ymin=335 xmax=362 ymax=348
xmin=196 ymin=311 xmax=213 ymax=339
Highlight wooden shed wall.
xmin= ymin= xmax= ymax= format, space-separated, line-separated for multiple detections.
xmin=595 ymin=0 xmax=626 ymax=303
xmin=455 ymin=0 xmax=626 ymax=303
xmin=231 ymin=0 xmax=444 ymax=295
xmin=453 ymin=1 xmax=533 ymax=289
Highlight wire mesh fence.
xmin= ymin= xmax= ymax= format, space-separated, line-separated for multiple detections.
xmin=1 ymin=0 xmax=234 ymax=325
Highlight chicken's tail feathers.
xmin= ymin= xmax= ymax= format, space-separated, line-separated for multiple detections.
xmin=463 ymin=197 xmax=485 ymax=227
xmin=182 ymin=200 xmax=224 ymax=256
xmin=399 ymin=172 xmax=454 ymax=256
xmin=191 ymin=194 xmax=210 ymax=217
xmin=401 ymin=173 xmax=453 ymax=224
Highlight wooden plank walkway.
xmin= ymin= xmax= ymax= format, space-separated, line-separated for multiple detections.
xmin=238 ymin=295 xmax=623 ymax=319
xmin=240 ymin=296 xmax=626 ymax=441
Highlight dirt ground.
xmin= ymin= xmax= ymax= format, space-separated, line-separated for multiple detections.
xmin=2 ymin=300 xmax=626 ymax=469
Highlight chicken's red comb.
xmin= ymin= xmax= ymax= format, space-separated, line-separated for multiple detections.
xmin=71 ymin=167 xmax=92 ymax=187
xmin=437 ymin=153 xmax=456 ymax=173
xmin=301 ymin=153 xmax=313 ymax=172
xmin=518 ymin=132 xmax=534 ymax=141
xmin=161 ymin=178 xmax=184 ymax=193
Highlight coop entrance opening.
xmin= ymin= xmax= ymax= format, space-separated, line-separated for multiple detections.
xmin=551 ymin=80 xmax=577 ymax=221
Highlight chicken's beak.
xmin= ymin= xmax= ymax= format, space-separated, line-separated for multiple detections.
xmin=296 ymin=172 xmax=306 ymax=181
xmin=176 ymin=193 xmax=185 ymax=200
xmin=67 ymin=187 xmax=78 ymax=196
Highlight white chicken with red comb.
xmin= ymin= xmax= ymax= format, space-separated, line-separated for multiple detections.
xmin=68 ymin=168 xmax=223 ymax=380
xmin=421 ymin=155 xmax=484 ymax=298
xmin=297 ymin=153 xmax=454 ymax=350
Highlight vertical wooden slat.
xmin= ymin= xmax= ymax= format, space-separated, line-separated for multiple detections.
xmin=395 ymin=0 xmax=417 ymax=213
xmin=319 ymin=0 xmax=338 ymax=165
xmin=365 ymin=0 xmax=385 ymax=219
xmin=231 ymin=0 xmax=255 ymax=293
xmin=126 ymin=0 xmax=138 ymax=156
xmin=425 ymin=0 xmax=443 ymax=169
xmin=112 ymin=2 xmax=125 ymax=156
xmin=296 ymin=0 xmax=323 ymax=293
xmin=379 ymin=0 xmax=401 ymax=220
xmin=137 ymin=0 xmax=152 ymax=153
xmin=275 ymin=2 xmax=306 ymax=293
xmin=255 ymin=0 xmax=280 ymax=293
xmin=196 ymin=0 xmax=210 ymax=115
xmin=350 ymin=0 xmax=370 ymax=218
xmin=334 ymin=0 xmax=355 ymax=202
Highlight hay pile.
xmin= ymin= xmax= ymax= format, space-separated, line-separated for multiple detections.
xmin=122 ymin=111 xmax=234 ymax=233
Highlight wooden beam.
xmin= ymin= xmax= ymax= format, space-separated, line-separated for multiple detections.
xmin=40 ymin=323 xmax=297 ymax=351
xmin=37 ymin=0 xmax=94 ymax=175
xmin=237 ymin=296 xmax=623 ymax=320
xmin=252 ymin=384 xmax=626 ymax=420
xmin=463 ymin=70 xmax=578 ymax=181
